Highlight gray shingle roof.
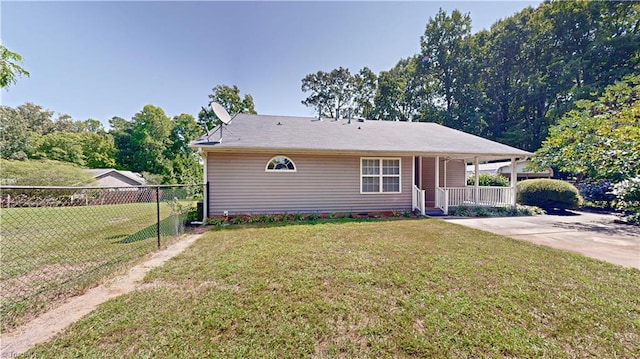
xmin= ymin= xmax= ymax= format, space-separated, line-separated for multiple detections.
xmin=85 ymin=168 xmax=146 ymax=185
xmin=190 ymin=114 xmax=532 ymax=158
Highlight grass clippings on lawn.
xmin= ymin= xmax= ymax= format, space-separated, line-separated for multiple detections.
xmin=26 ymin=219 xmax=640 ymax=358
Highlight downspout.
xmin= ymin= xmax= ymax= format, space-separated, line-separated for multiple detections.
xmin=199 ymin=147 xmax=208 ymax=221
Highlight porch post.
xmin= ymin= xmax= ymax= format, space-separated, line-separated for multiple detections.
xmin=510 ymin=157 xmax=517 ymax=207
xmin=444 ymin=159 xmax=447 ymax=187
xmin=435 ymin=155 xmax=440 ymax=193
xmin=412 ymin=156 xmax=416 ymax=211
xmin=474 ymin=157 xmax=479 ymax=205
xmin=418 ymin=156 xmax=422 ymax=189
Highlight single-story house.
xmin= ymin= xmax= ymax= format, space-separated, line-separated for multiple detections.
xmin=466 ymin=160 xmax=553 ymax=181
xmin=85 ymin=169 xmax=146 ymax=187
xmin=189 ymin=114 xmax=532 ymax=216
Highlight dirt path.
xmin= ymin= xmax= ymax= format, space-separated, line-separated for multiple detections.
xmin=1 ymin=233 xmax=203 ymax=358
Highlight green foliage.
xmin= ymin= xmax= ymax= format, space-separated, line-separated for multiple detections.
xmin=0 ymin=45 xmax=30 ymax=89
xmin=297 ymin=2 xmax=639 ymax=151
xmin=301 ymin=67 xmax=356 ymax=119
xmin=372 ymin=56 xmax=434 ymax=122
xmin=516 ymin=179 xmax=582 ymax=210
xmin=533 ymin=75 xmax=640 ymax=181
xmin=467 ymin=173 xmax=510 ymax=187
xmin=0 ymin=159 xmax=96 ymax=186
xmin=453 ymin=204 xmax=543 ymax=217
xmin=110 ymin=106 xmax=202 ymax=184
xmin=198 ymin=85 xmax=256 ymax=131
xmin=576 ymin=179 xmax=616 ymax=208
xmin=420 ymin=9 xmax=472 ymax=127
xmin=31 ymin=131 xmax=116 ymax=168
xmin=612 ymin=177 xmax=640 ymax=224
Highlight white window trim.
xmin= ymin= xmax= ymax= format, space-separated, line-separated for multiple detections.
xmin=265 ymin=155 xmax=297 ymax=172
xmin=360 ymin=157 xmax=402 ymax=194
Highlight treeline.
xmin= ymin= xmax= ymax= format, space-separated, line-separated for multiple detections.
xmin=0 ymin=85 xmax=255 ymax=184
xmin=300 ymin=1 xmax=639 ymax=150
xmin=0 ymin=103 xmax=202 ymax=184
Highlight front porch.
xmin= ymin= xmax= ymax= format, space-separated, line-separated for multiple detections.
xmin=411 ymin=155 xmax=519 ymax=216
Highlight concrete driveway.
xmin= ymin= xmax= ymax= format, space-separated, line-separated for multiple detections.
xmin=444 ymin=211 xmax=640 ymax=270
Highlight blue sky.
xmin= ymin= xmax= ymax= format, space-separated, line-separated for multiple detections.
xmin=2 ymin=1 xmax=541 ymax=127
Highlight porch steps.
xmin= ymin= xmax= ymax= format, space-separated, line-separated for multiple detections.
xmin=424 ymin=207 xmax=446 ymax=217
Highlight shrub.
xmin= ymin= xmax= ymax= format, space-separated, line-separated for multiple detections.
xmin=467 ymin=173 xmax=510 ymax=187
xmin=517 ymin=179 xmax=582 ymax=210
xmin=612 ymin=177 xmax=640 ymax=224
xmin=452 ymin=204 xmax=542 ymax=217
xmin=204 ymin=217 xmax=226 ymax=226
xmin=576 ymin=179 xmax=615 ymax=207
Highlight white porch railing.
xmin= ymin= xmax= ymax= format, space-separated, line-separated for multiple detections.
xmin=412 ymin=185 xmax=426 ymax=216
xmin=436 ymin=187 xmax=448 ymax=214
xmin=437 ymin=186 xmax=514 ymax=215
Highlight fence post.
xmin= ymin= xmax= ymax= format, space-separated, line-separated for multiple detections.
xmin=156 ymin=186 xmax=161 ymax=250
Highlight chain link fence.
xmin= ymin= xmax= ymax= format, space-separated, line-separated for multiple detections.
xmin=0 ymin=184 xmax=204 ymax=331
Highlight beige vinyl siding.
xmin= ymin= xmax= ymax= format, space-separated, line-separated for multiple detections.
xmin=420 ymin=157 xmax=466 ymax=206
xmin=422 ymin=157 xmax=436 ymax=204
xmin=206 ymin=152 xmax=412 ymax=215
xmin=440 ymin=159 xmax=466 ymax=187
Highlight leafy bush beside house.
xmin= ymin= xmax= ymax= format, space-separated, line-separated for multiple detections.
xmin=517 ymin=179 xmax=582 ymax=211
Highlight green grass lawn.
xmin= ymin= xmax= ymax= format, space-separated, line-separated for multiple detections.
xmin=1 ymin=201 xmax=194 ymax=330
xmin=25 ymin=219 xmax=640 ymax=358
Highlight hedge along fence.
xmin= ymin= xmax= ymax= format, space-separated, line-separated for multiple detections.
xmin=0 ymin=184 xmax=203 ymax=331
xmin=516 ymin=179 xmax=582 ymax=210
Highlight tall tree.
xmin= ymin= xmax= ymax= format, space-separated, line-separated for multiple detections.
xmin=14 ymin=102 xmax=55 ymax=135
xmin=532 ymin=74 xmax=640 ymax=181
xmin=198 ymin=85 xmax=256 ymax=131
xmin=0 ymin=45 xmax=30 ymax=89
xmin=0 ymin=106 xmax=29 ymax=160
xmin=353 ymin=67 xmax=377 ymax=119
xmin=301 ymin=67 xmax=356 ymax=118
xmin=420 ymin=9 xmax=472 ymax=127
xmin=372 ymin=56 xmax=435 ymax=122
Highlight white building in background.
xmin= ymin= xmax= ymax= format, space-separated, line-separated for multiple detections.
xmin=85 ymin=169 xmax=146 ymax=187
xmin=466 ymin=160 xmax=553 ymax=181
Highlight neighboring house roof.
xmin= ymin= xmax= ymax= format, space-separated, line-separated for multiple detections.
xmin=466 ymin=160 xmax=553 ymax=177
xmin=85 ymin=168 xmax=146 ymax=186
xmin=190 ymin=114 xmax=532 ymax=159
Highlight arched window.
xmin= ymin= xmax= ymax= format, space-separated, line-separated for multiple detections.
xmin=265 ymin=156 xmax=296 ymax=172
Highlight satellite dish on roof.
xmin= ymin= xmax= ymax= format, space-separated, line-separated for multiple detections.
xmin=210 ymin=102 xmax=232 ymax=125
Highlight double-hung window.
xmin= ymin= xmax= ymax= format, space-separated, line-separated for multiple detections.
xmin=360 ymin=158 xmax=401 ymax=193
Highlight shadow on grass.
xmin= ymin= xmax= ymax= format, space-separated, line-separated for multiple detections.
xmin=117 ymin=215 xmax=184 ymax=244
